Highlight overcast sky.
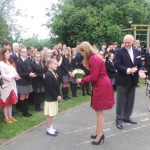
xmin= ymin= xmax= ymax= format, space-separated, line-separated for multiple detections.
xmin=14 ymin=0 xmax=58 ymax=39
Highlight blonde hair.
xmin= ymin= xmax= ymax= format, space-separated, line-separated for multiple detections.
xmin=47 ymin=58 xmax=57 ymax=67
xmin=79 ymin=41 xmax=103 ymax=68
xmin=33 ymin=51 xmax=44 ymax=68
xmin=63 ymin=48 xmax=71 ymax=62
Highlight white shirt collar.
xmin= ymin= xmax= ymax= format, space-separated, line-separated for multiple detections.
xmin=21 ymin=57 xmax=26 ymax=62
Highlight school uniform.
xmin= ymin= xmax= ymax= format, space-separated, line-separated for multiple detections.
xmin=16 ymin=57 xmax=33 ymax=117
xmin=80 ymin=56 xmax=91 ymax=96
xmin=44 ymin=69 xmax=60 ymax=116
xmin=61 ymin=55 xmax=72 ymax=82
xmin=31 ymin=61 xmax=46 ymax=111
xmin=70 ymin=55 xmax=80 ymax=97
xmin=60 ymin=55 xmax=72 ymax=100
xmin=105 ymin=59 xmax=117 ymax=85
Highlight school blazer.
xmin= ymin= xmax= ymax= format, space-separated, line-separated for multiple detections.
xmin=60 ymin=55 xmax=71 ymax=76
xmin=44 ymin=70 xmax=60 ymax=102
xmin=30 ymin=61 xmax=46 ymax=88
xmin=105 ymin=60 xmax=116 ymax=79
xmin=16 ymin=57 xmax=32 ymax=85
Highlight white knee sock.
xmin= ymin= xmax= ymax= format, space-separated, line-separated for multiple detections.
xmin=47 ymin=128 xmax=54 ymax=134
xmin=50 ymin=125 xmax=56 ymax=131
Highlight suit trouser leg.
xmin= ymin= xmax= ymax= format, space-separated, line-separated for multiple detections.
xmin=124 ymin=86 xmax=136 ymax=119
xmin=116 ymin=85 xmax=136 ymax=120
xmin=116 ymin=86 xmax=127 ymax=120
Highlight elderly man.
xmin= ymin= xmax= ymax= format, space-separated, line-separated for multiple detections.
xmin=114 ymin=34 xmax=146 ymax=130
xmin=11 ymin=43 xmax=20 ymax=63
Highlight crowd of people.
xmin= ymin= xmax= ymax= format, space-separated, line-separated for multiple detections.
xmin=0 ymin=34 xmax=149 ymax=145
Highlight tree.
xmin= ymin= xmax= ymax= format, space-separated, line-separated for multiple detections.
xmin=0 ymin=10 xmax=12 ymax=43
xmin=46 ymin=0 xmax=150 ymax=47
xmin=21 ymin=34 xmax=51 ymax=50
xmin=0 ymin=0 xmax=22 ymax=43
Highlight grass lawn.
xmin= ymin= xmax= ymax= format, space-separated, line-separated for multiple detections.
xmin=0 ymin=78 xmax=146 ymax=144
xmin=0 ymin=89 xmax=90 ymax=144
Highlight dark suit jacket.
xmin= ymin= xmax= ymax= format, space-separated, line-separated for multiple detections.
xmin=16 ymin=57 xmax=32 ymax=85
xmin=110 ymin=48 xmax=118 ymax=55
xmin=114 ymin=47 xmax=143 ymax=86
xmin=44 ymin=70 xmax=60 ymax=102
xmin=71 ymin=55 xmax=82 ymax=70
xmin=133 ymin=45 xmax=145 ymax=56
xmin=145 ymin=52 xmax=150 ymax=76
xmin=105 ymin=60 xmax=116 ymax=79
xmin=30 ymin=61 xmax=46 ymax=88
xmin=11 ymin=52 xmax=19 ymax=63
xmin=145 ymin=52 xmax=150 ymax=66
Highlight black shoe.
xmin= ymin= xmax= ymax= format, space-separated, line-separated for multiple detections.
xmin=39 ymin=108 xmax=44 ymax=111
xmin=12 ymin=111 xmax=18 ymax=116
xmin=23 ymin=112 xmax=32 ymax=117
xmin=91 ymin=135 xmax=97 ymax=139
xmin=82 ymin=93 xmax=86 ymax=96
xmin=91 ymin=134 xmax=105 ymax=145
xmin=35 ymin=108 xmax=43 ymax=112
xmin=46 ymin=131 xmax=57 ymax=136
xmin=54 ymin=130 xmax=59 ymax=134
xmin=123 ymin=118 xmax=137 ymax=124
xmin=63 ymin=97 xmax=68 ymax=100
xmin=72 ymin=94 xmax=78 ymax=97
xmin=116 ymin=120 xmax=123 ymax=130
xmin=67 ymin=96 xmax=71 ymax=99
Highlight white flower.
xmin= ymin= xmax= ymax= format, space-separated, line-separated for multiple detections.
xmin=72 ymin=69 xmax=85 ymax=78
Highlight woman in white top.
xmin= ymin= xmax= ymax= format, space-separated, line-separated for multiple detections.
xmin=0 ymin=48 xmax=20 ymax=124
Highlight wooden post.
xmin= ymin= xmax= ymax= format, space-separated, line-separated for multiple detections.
xmin=133 ymin=26 xmax=136 ymax=41
xmin=148 ymin=26 xmax=150 ymax=48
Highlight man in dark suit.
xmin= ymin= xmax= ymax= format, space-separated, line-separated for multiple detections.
xmin=114 ymin=34 xmax=146 ymax=130
xmin=11 ymin=43 xmax=20 ymax=63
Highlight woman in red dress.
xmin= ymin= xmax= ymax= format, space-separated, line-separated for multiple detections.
xmin=77 ymin=42 xmax=115 ymax=145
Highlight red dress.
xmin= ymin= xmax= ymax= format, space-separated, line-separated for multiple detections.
xmin=81 ymin=55 xmax=115 ymax=110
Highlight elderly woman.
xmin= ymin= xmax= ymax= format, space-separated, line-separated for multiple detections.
xmin=77 ymin=42 xmax=115 ymax=145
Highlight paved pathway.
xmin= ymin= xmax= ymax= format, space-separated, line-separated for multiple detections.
xmin=0 ymin=87 xmax=150 ymax=150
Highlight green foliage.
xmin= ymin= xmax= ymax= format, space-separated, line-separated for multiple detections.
xmin=0 ymin=10 xmax=11 ymax=42
xmin=46 ymin=0 xmax=150 ymax=47
xmin=0 ymin=0 xmax=22 ymax=44
xmin=21 ymin=35 xmax=51 ymax=50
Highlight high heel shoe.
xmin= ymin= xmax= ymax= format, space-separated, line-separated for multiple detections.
xmin=90 ymin=135 xmax=97 ymax=139
xmin=91 ymin=134 xmax=105 ymax=145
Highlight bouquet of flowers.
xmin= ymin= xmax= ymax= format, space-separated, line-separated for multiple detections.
xmin=72 ymin=69 xmax=85 ymax=78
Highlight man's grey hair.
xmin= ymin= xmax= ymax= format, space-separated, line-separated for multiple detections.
xmin=123 ymin=34 xmax=134 ymax=42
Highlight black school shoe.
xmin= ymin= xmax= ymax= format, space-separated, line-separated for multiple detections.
xmin=46 ymin=131 xmax=58 ymax=136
